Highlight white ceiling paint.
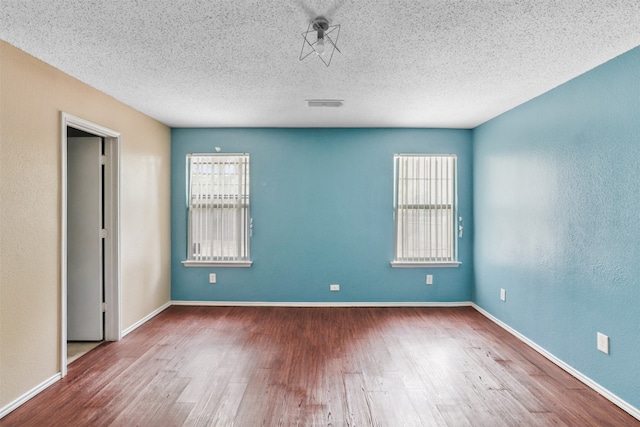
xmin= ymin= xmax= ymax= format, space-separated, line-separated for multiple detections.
xmin=2 ymin=1 xmax=640 ymax=128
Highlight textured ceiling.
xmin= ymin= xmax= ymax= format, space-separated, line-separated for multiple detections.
xmin=2 ymin=1 xmax=640 ymax=128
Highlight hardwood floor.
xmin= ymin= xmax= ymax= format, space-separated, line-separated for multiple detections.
xmin=2 ymin=306 xmax=637 ymax=426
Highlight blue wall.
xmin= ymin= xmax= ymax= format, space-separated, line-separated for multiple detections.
xmin=473 ymin=46 xmax=640 ymax=408
xmin=172 ymin=128 xmax=473 ymax=303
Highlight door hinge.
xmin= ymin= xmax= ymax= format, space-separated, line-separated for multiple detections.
xmin=102 ymin=302 xmax=107 ymax=312
xmin=100 ymin=155 xmax=106 ymax=165
xmin=100 ymin=229 xmax=108 ymax=238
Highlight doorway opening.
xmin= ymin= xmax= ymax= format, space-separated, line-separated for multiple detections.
xmin=61 ymin=113 xmax=121 ymax=375
xmin=67 ymin=341 xmax=103 ymax=364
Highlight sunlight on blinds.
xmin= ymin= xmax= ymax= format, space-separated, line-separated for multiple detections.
xmin=393 ymin=154 xmax=457 ymax=264
xmin=187 ymin=154 xmax=250 ymax=263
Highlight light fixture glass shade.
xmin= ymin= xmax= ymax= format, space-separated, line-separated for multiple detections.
xmin=315 ymin=38 xmax=326 ymax=55
xmin=299 ymin=17 xmax=341 ymax=67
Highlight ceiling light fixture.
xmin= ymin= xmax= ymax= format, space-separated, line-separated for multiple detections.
xmin=299 ymin=17 xmax=341 ymax=67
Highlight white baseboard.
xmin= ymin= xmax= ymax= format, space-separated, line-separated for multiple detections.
xmin=0 ymin=373 xmax=61 ymax=419
xmin=121 ymin=301 xmax=171 ymax=337
xmin=472 ymin=303 xmax=640 ymax=422
xmin=171 ymin=300 xmax=473 ymax=308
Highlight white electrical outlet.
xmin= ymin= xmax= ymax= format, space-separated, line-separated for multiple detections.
xmin=209 ymin=273 xmax=216 ymax=284
xmin=500 ymin=288 xmax=506 ymax=301
xmin=330 ymin=284 xmax=340 ymax=291
xmin=426 ymin=275 xmax=433 ymax=285
xmin=597 ymin=332 xmax=609 ymax=354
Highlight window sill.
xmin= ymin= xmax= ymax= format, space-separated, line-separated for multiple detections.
xmin=390 ymin=261 xmax=461 ymax=268
xmin=182 ymin=260 xmax=253 ymax=268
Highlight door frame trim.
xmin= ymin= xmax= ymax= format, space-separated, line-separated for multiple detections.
xmin=61 ymin=113 xmax=121 ymax=377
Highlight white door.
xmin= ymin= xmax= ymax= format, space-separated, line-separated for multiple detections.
xmin=67 ymin=137 xmax=104 ymax=341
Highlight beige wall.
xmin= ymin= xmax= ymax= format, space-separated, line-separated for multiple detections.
xmin=0 ymin=41 xmax=171 ymax=409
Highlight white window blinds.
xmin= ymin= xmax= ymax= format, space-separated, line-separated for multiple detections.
xmin=186 ymin=154 xmax=251 ymax=265
xmin=393 ymin=154 xmax=458 ymax=266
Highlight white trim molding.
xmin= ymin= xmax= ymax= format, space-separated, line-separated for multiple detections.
xmin=182 ymin=261 xmax=253 ymax=268
xmin=472 ymin=303 xmax=640 ymax=422
xmin=61 ymin=112 xmax=122 ymax=378
xmin=122 ymin=302 xmax=172 ymax=337
xmin=171 ymin=301 xmax=473 ymax=308
xmin=0 ymin=374 xmax=61 ymax=419
xmin=390 ymin=261 xmax=461 ymax=268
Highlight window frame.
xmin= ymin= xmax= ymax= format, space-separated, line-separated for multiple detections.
xmin=182 ymin=153 xmax=252 ymax=268
xmin=391 ymin=154 xmax=461 ymax=268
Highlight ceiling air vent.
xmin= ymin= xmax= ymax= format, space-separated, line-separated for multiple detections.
xmin=307 ymin=99 xmax=343 ymax=108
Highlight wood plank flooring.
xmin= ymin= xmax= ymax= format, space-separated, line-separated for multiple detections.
xmin=2 ymin=306 xmax=637 ymax=426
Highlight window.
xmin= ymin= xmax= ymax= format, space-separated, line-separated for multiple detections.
xmin=183 ymin=154 xmax=252 ymax=267
xmin=392 ymin=154 xmax=460 ymax=267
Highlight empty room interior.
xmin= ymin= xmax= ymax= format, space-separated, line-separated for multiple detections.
xmin=1 ymin=1 xmax=639 ymax=425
